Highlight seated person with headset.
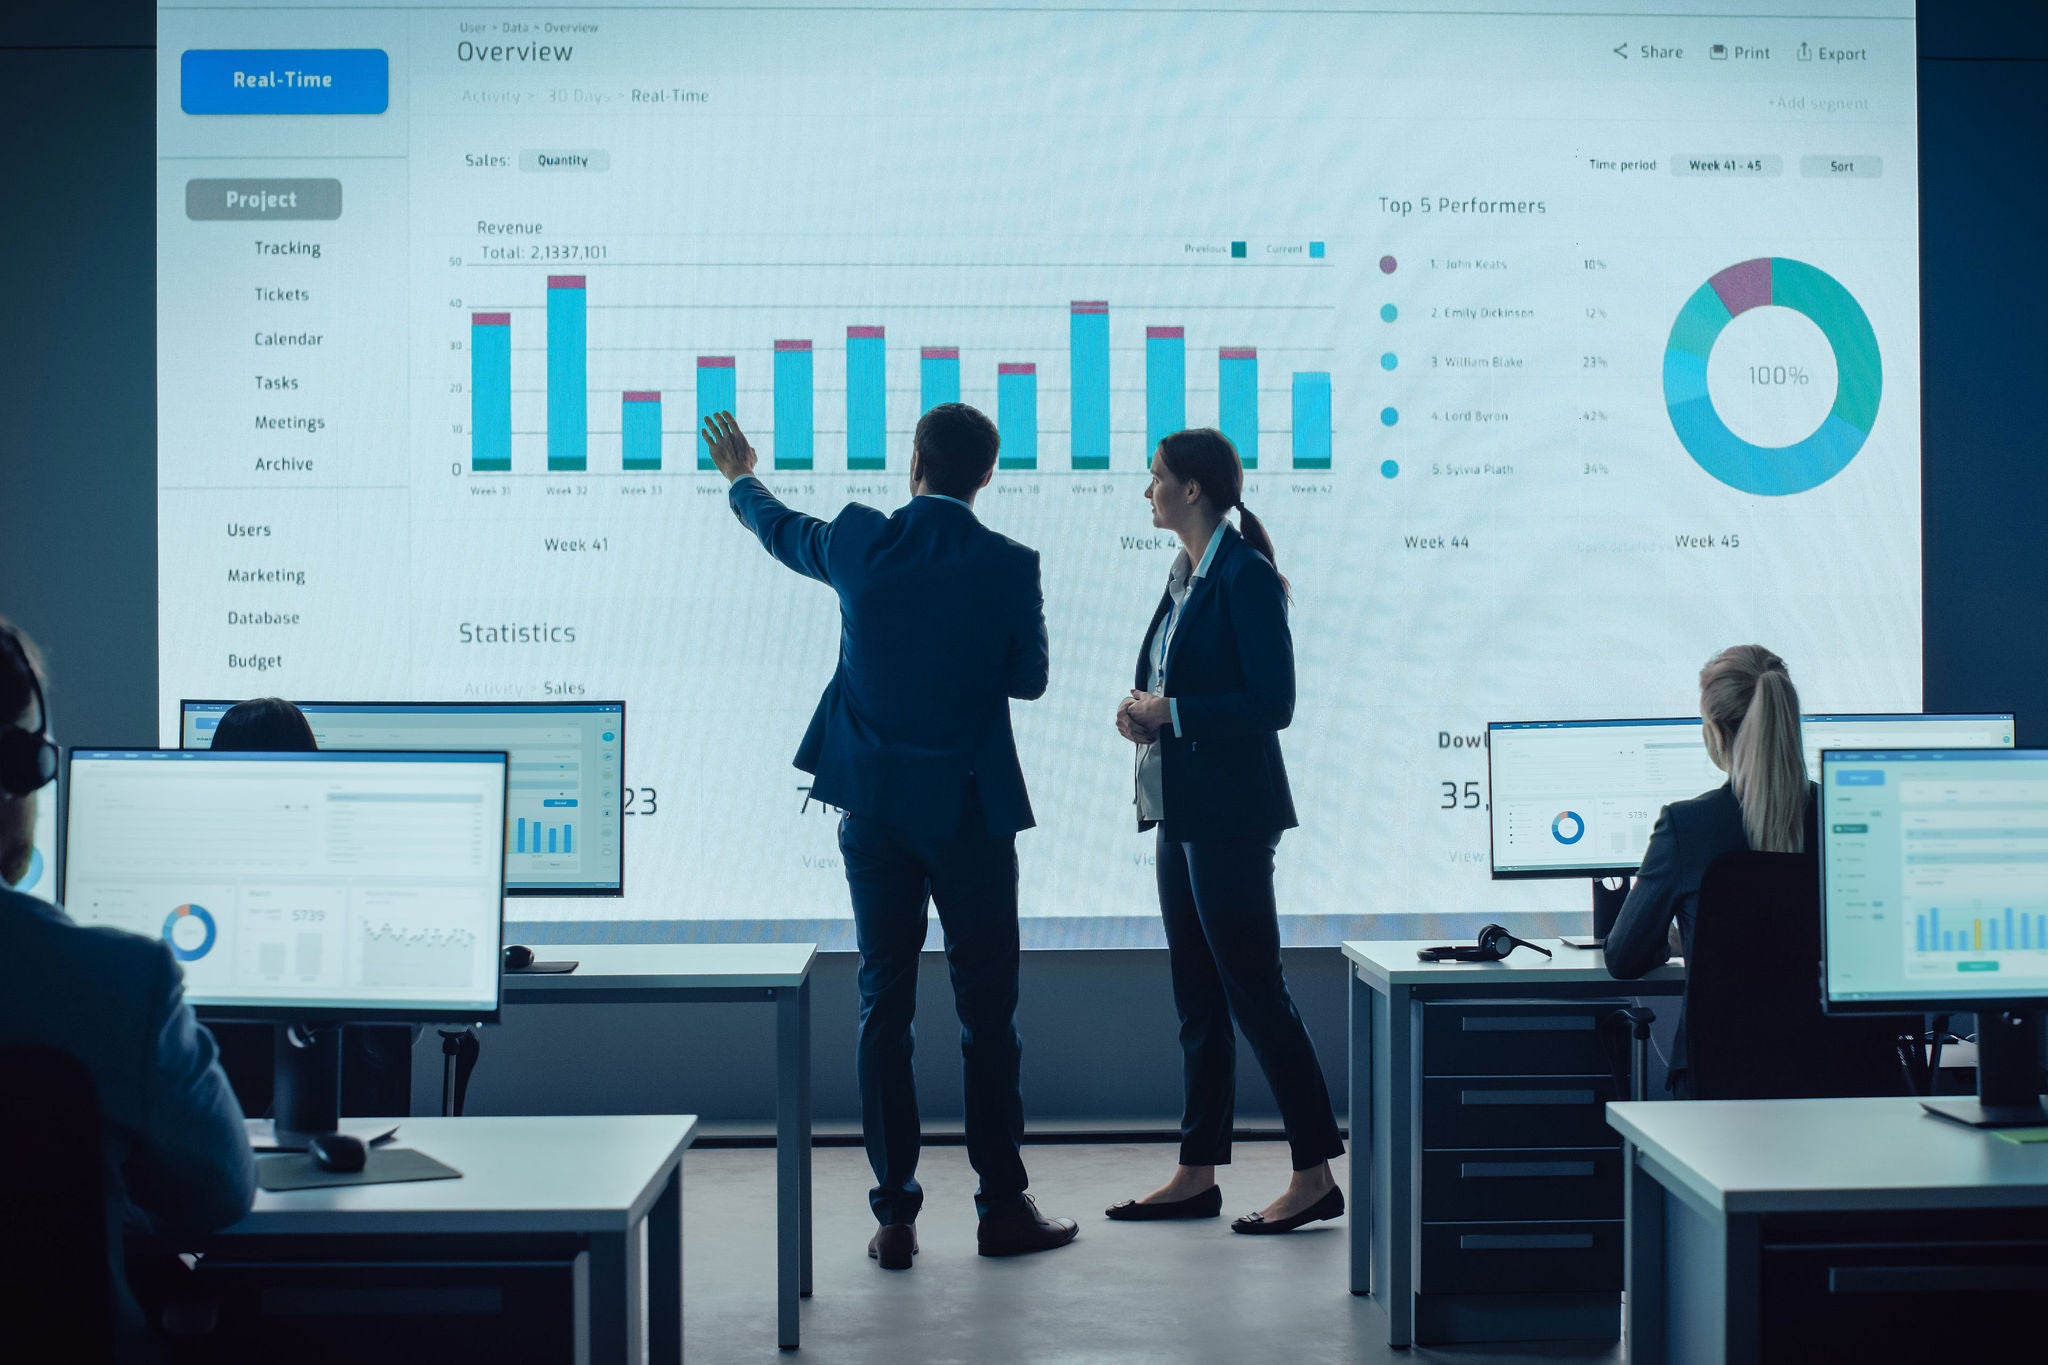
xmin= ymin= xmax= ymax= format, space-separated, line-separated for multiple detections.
xmin=0 ymin=618 xmax=256 ymax=1357
xmin=1604 ymin=645 xmax=1818 ymax=1097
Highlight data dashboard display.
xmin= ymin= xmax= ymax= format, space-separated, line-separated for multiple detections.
xmin=182 ymin=700 xmax=623 ymax=894
xmin=156 ymin=0 xmax=1922 ymax=945
xmin=1491 ymin=715 xmax=2014 ymax=876
xmin=62 ymin=751 xmax=507 ymax=1017
xmin=1823 ymin=750 xmax=2048 ymax=1008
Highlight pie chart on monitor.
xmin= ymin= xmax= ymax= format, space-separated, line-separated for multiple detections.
xmin=163 ymin=903 xmax=217 ymax=961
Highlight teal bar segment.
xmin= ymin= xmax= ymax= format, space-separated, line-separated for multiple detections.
xmin=774 ymin=341 xmax=814 ymax=470
xmin=546 ymin=276 xmax=586 ymax=471
xmin=696 ymin=356 xmax=735 ymax=470
xmin=1070 ymin=302 xmax=1109 ymax=469
xmin=847 ymin=327 xmax=886 ymax=470
xmin=470 ymin=312 xmax=511 ymax=471
xmin=622 ymin=392 xmax=661 ymax=470
xmin=1292 ymin=372 xmax=1332 ymax=469
xmin=1146 ymin=326 xmax=1186 ymax=456
xmin=920 ymin=346 xmax=959 ymax=414
xmin=1219 ymin=347 xmax=1258 ymax=469
xmin=997 ymin=363 xmax=1037 ymax=469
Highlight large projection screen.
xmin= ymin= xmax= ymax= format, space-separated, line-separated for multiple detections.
xmin=156 ymin=1 xmax=1922 ymax=946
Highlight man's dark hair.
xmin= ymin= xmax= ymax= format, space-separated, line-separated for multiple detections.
xmin=209 ymin=697 xmax=318 ymax=753
xmin=912 ymin=402 xmax=1000 ymax=500
xmin=0 ymin=615 xmax=40 ymax=729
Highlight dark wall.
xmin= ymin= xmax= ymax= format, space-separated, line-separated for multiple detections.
xmin=6 ymin=2 xmax=2043 ymax=1132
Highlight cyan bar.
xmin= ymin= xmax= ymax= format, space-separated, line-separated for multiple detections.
xmin=548 ymin=827 xmax=557 ymax=854
xmin=1145 ymin=326 xmax=1186 ymax=456
xmin=1930 ymin=906 xmax=1940 ymax=948
xmin=696 ymin=356 xmax=736 ymax=470
xmin=1292 ymin=371 xmax=1332 ymax=469
xmin=998 ymin=362 xmax=1037 ymax=469
xmin=920 ymin=346 xmax=959 ymax=414
xmin=1219 ymin=347 xmax=1259 ymax=469
xmin=546 ymin=276 xmax=587 ymax=471
xmin=564 ymin=824 xmax=573 ymax=854
xmin=516 ymin=818 xmax=526 ymax=854
xmin=1070 ymin=302 xmax=1109 ymax=470
xmin=1916 ymin=914 xmax=1925 ymax=953
xmin=622 ymin=391 xmax=661 ymax=470
xmin=774 ymin=340 xmax=814 ymax=470
xmin=471 ymin=313 xmax=511 ymax=471
xmin=847 ymin=327 xmax=886 ymax=471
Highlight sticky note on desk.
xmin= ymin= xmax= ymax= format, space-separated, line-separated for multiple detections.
xmin=1990 ymin=1128 xmax=2048 ymax=1144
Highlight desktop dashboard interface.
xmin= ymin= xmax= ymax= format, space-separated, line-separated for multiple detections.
xmin=1490 ymin=715 xmax=2016 ymax=876
xmin=1824 ymin=749 xmax=2048 ymax=1006
xmin=183 ymin=701 xmax=622 ymax=893
xmin=62 ymin=750 xmax=507 ymax=1013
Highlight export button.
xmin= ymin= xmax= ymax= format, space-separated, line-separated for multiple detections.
xmin=181 ymin=49 xmax=389 ymax=115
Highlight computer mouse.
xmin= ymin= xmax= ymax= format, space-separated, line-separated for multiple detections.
xmin=504 ymin=943 xmax=535 ymax=971
xmin=308 ymin=1132 xmax=367 ymax=1174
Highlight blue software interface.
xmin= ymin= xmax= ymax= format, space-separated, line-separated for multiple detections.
xmin=1490 ymin=714 xmax=2014 ymax=876
xmin=1824 ymin=750 xmax=2048 ymax=1006
xmin=183 ymin=702 xmax=622 ymax=894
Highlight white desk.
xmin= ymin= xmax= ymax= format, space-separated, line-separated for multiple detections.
xmin=1609 ymin=1096 xmax=2048 ymax=1364
xmin=503 ymin=942 xmax=815 ymax=1349
xmin=1343 ymin=939 xmax=1685 ymax=1346
xmin=216 ymin=1114 xmax=696 ymax=1363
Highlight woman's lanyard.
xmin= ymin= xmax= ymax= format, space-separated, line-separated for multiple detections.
xmin=1153 ymin=582 xmax=1190 ymax=693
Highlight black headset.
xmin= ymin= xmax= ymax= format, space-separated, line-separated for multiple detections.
xmin=1416 ymin=924 xmax=1554 ymax=964
xmin=0 ymin=629 xmax=58 ymax=799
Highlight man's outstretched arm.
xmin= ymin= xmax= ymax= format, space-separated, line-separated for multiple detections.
xmin=703 ymin=410 xmax=835 ymax=584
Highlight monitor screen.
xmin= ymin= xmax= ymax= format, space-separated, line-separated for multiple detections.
xmin=1489 ymin=714 xmax=2015 ymax=878
xmin=182 ymin=701 xmax=623 ymax=896
xmin=8 ymin=776 xmax=60 ymax=903
xmin=1823 ymin=748 xmax=2048 ymax=1011
xmin=61 ymin=749 xmax=507 ymax=1021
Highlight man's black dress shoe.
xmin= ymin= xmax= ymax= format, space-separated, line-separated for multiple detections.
xmin=1230 ymin=1186 xmax=1344 ymax=1235
xmin=976 ymin=1195 xmax=1080 ymax=1257
xmin=1104 ymin=1185 xmax=1223 ymax=1221
xmin=868 ymin=1223 xmax=917 ymax=1270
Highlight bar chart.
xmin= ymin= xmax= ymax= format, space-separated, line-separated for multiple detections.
xmin=1915 ymin=906 xmax=2048 ymax=954
xmin=465 ymin=278 xmax=1341 ymax=476
xmin=514 ymin=816 xmax=576 ymax=857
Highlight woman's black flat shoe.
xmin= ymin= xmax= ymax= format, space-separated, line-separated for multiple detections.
xmin=1105 ymin=1185 xmax=1224 ymax=1221
xmin=1230 ymin=1186 xmax=1344 ymax=1235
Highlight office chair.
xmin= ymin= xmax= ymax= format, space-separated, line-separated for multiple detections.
xmin=0 ymin=1046 xmax=116 ymax=1365
xmin=1685 ymin=851 xmax=1919 ymax=1099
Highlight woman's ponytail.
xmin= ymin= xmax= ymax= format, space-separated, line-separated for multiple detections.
xmin=1700 ymin=646 xmax=1809 ymax=853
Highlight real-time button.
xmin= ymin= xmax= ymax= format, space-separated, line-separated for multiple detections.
xmin=186 ymin=179 xmax=343 ymax=221
xmin=520 ymin=150 xmax=612 ymax=173
xmin=181 ymin=49 xmax=389 ymax=115
xmin=1801 ymin=154 xmax=1882 ymax=179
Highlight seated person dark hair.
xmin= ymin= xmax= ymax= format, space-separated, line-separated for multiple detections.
xmin=209 ymin=696 xmax=318 ymax=751
xmin=911 ymin=401 xmax=1002 ymax=500
xmin=0 ymin=616 xmax=254 ymax=1358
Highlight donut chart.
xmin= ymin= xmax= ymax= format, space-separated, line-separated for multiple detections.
xmin=1663 ymin=257 xmax=1881 ymax=496
xmin=163 ymin=903 xmax=218 ymax=962
xmin=1551 ymin=811 xmax=1586 ymax=846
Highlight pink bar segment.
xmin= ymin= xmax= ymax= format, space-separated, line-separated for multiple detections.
xmin=1070 ymin=300 xmax=1109 ymax=314
xmin=1147 ymin=326 xmax=1185 ymax=339
xmin=546 ymin=275 xmax=586 ymax=290
xmin=998 ymin=362 xmax=1037 ymax=375
xmin=847 ymin=325 xmax=885 ymax=339
xmin=1708 ymin=258 xmax=1772 ymax=318
xmin=471 ymin=312 xmax=511 ymax=326
xmin=921 ymin=346 xmax=959 ymax=360
xmin=698 ymin=355 xmax=736 ymax=369
xmin=774 ymin=339 xmax=812 ymax=352
xmin=623 ymin=391 xmax=660 ymax=403
xmin=1219 ymin=347 xmax=1257 ymax=360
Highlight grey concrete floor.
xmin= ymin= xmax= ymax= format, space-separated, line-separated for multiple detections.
xmin=682 ymin=1141 xmax=1623 ymax=1364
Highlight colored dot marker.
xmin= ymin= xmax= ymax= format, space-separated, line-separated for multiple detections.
xmin=1381 ymin=407 xmax=1399 ymax=427
xmin=1230 ymin=240 xmax=1247 ymax=258
xmin=1309 ymin=241 xmax=1326 ymax=258
xmin=1380 ymin=303 xmax=1398 ymax=322
xmin=1379 ymin=255 xmax=1398 ymax=274
xmin=1380 ymin=353 xmax=1398 ymax=371
xmin=1380 ymin=460 xmax=1400 ymax=479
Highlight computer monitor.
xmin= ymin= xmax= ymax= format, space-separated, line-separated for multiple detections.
xmin=181 ymin=700 xmax=624 ymax=897
xmin=60 ymin=748 xmax=507 ymax=1025
xmin=9 ymin=769 xmax=59 ymax=902
xmin=1821 ymin=747 xmax=2048 ymax=1127
xmin=1488 ymin=714 xmax=2016 ymax=880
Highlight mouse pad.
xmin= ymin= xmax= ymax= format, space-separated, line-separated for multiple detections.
xmin=258 ymin=1147 xmax=462 ymax=1192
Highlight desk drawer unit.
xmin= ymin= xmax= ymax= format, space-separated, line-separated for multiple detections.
xmin=1414 ymin=997 xmax=1633 ymax=1343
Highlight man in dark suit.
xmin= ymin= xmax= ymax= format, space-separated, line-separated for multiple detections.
xmin=0 ymin=620 xmax=256 ymax=1358
xmin=701 ymin=404 xmax=1076 ymax=1267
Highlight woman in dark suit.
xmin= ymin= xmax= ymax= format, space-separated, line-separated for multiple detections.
xmin=1605 ymin=645 xmax=1819 ymax=1096
xmin=1105 ymin=428 xmax=1345 ymax=1235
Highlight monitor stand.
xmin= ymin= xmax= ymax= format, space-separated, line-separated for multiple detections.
xmin=1591 ymin=875 xmax=1632 ymax=940
xmin=273 ymin=1022 xmax=342 ymax=1146
xmin=1921 ymin=1009 xmax=2048 ymax=1129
